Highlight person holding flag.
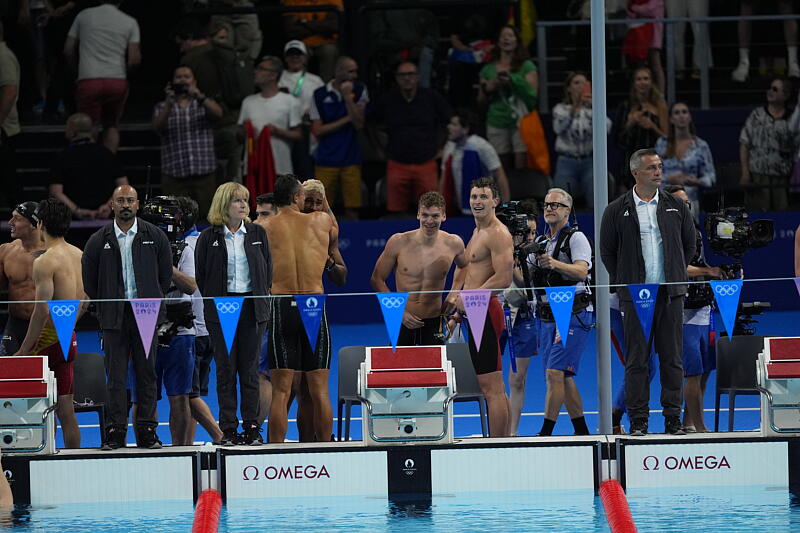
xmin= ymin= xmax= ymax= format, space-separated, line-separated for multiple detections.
xmin=600 ymin=148 xmax=695 ymax=437
xmin=445 ymin=177 xmax=513 ymax=437
xmin=14 ymin=198 xmax=84 ymax=448
xmin=262 ymin=175 xmax=335 ymax=443
xmin=370 ymin=191 xmax=467 ymax=346
xmin=528 ymin=188 xmax=593 ymax=436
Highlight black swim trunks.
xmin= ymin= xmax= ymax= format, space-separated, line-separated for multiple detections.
xmin=0 ymin=315 xmax=29 ymax=356
xmin=268 ymin=297 xmax=331 ymax=371
xmin=465 ymin=297 xmax=505 ymax=375
xmin=397 ymin=317 xmax=446 ymax=346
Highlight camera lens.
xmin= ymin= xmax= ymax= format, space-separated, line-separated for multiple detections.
xmin=3 ymin=434 xmax=13 ymax=444
xmin=403 ymin=424 xmax=414 ymax=434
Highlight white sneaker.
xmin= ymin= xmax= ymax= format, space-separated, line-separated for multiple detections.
xmin=731 ymin=61 xmax=749 ymax=82
xmin=789 ymin=62 xmax=800 ymax=78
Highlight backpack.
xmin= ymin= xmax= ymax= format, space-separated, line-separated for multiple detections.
xmin=211 ymin=44 xmax=255 ymax=109
xmin=554 ymin=226 xmax=596 ymax=304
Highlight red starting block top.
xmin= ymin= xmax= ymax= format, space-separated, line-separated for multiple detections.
xmin=766 ymin=361 xmax=800 ymax=380
xmin=366 ymin=370 xmax=449 ymax=389
xmin=369 ymin=346 xmax=445 ymax=370
xmin=767 ymin=337 xmax=800 ymax=361
xmin=0 ymin=356 xmax=50 ymax=398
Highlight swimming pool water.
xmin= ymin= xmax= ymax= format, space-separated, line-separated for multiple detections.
xmin=5 ymin=486 xmax=799 ymax=532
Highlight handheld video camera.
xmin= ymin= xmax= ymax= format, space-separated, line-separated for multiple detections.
xmin=140 ymin=196 xmax=186 ymax=267
xmin=705 ymin=207 xmax=774 ymax=259
xmin=496 ymin=201 xmax=531 ymax=240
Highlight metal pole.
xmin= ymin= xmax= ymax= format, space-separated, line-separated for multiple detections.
xmin=665 ymin=21 xmax=676 ymax=107
xmin=537 ymin=25 xmax=548 ymax=114
xmin=590 ymin=0 xmax=612 ymax=435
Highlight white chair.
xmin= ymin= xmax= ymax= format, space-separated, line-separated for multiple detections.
xmin=0 ymin=356 xmax=57 ymax=454
xmin=756 ymin=336 xmax=800 ymax=436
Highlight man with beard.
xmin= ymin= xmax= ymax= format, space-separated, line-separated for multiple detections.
xmin=0 ymin=202 xmax=44 ymax=357
xmin=371 ymin=191 xmax=466 ymax=345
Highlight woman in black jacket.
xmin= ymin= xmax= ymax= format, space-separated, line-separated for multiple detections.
xmin=195 ymin=182 xmax=272 ymax=446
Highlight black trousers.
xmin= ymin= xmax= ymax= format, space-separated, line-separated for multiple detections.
xmin=103 ymin=306 xmax=158 ymax=431
xmin=620 ymin=288 xmax=684 ymax=420
xmin=207 ymin=298 xmax=265 ymax=432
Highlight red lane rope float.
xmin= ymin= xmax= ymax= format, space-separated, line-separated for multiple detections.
xmin=600 ymin=479 xmax=638 ymax=533
xmin=192 ymin=489 xmax=222 ymax=533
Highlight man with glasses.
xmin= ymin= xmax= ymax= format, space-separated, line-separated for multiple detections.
xmin=374 ymin=61 xmax=452 ymax=215
xmin=530 ymin=188 xmax=594 ymax=436
xmin=600 ymin=148 xmax=695 ymax=436
xmin=82 ymin=185 xmax=173 ymax=449
xmin=239 ymin=56 xmax=302 ymax=176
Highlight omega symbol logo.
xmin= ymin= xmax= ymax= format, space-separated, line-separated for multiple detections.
xmin=549 ymin=291 xmax=572 ymax=304
xmin=51 ymin=304 xmax=77 ymax=317
xmin=638 ymin=288 xmax=651 ymax=300
xmin=381 ymin=297 xmax=405 ymax=309
xmin=714 ymin=283 xmax=739 ymax=296
xmin=216 ymin=302 xmax=241 ymax=314
xmin=306 ymin=297 xmax=319 ymax=308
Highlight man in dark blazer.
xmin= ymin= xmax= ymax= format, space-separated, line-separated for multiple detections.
xmin=600 ymin=148 xmax=696 ymax=437
xmin=82 ymin=185 xmax=173 ymax=449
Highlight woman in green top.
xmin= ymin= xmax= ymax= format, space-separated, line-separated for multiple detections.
xmin=478 ymin=25 xmax=538 ymax=171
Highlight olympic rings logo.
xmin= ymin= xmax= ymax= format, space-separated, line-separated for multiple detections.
xmin=714 ymin=284 xmax=739 ymax=297
xmin=381 ymin=297 xmax=405 ymax=309
xmin=50 ymin=305 xmax=77 ymax=317
xmin=216 ymin=302 xmax=241 ymax=314
xmin=549 ymin=291 xmax=573 ymax=304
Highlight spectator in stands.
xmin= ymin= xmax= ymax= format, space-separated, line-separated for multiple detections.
xmin=613 ymin=65 xmax=668 ymax=191
xmin=152 ymin=66 xmax=223 ymax=223
xmin=739 ymin=77 xmax=795 ymax=211
xmin=177 ymin=19 xmax=244 ymax=182
xmin=655 ymin=102 xmax=715 ymax=219
xmin=49 ymin=112 xmax=129 ymax=219
xmin=552 ymin=72 xmax=611 ymax=210
xmin=441 ymin=109 xmax=510 ymax=216
xmin=279 ymin=39 xmax=324 ymax=180
xmin=239 ymin=56 xmax=302 ymax=176
xmin=0 ymin=20 xmax=20 ymax=207
xmin=369 ymin=7 xmax=439 ymax=89
xmin=665 ymin=0 xmax=712 ymax=79
xmin=64 ymin=0 xmax=141 ymax=153
xmin=373 ymin=61 xmax=452 ymax=215
xmin=626 ymin=0 xmax=665 ymax=94
xmin=732 ymin=0 xmax=799 ymax=82
xmin=310 ymin=56 xmax=367 ymax=220
xmin=16 ymin=0 xmax=50 ymax=110
xmin=478 ymin=25 xmax=538 ymax=172
xmin=210 ymin=0 xmax=262 ymax=61
xmin=282 ymin=0 xmax=343 ymax=82
xmin=448 ymin=10 xmax=505 ymax=109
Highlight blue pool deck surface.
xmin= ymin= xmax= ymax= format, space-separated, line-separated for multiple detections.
xmin=3 ymin=486 xmax=799 ymax=532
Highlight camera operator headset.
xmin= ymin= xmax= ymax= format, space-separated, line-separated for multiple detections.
xmin=138 ymin=196 xmax=198 ymax=445
xmin=529 ymin=187 xmax=594 ymax=436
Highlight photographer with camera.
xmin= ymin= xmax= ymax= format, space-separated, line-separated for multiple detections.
xmin=136 ymin=196 xmax=198 ymax=446
xmin=499 ymin=199 xmax=539 ymax=436
xmin=152 ymin=65 xmax=223 ymax=223
xmin=530 ymin=188 xmax=593 ymax=436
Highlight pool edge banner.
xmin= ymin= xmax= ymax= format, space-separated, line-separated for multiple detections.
xmin=462 ymin=290 xmax=491 ymax=351
xmin=295 ymin=294 xmax=327 ymax=352
xmin=376 ymin=292 xmax=408 ymax=351
xmin=628 ymin=283 xmax=659 ymax=343
xmin=131 ymin=298 xmax=162 ymax=357
xmin=544 ymin=286 xmax=576 ymax=347
xmin=214 ymin=296 xmax=244 ymax=356
xmin=47 ymin=299 xmax=80 ymax=361
xmin=710 ymin=280 xmax=743 ymax=336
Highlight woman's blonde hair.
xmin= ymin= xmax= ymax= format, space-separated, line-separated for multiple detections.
xmin=207 ymin=182 xmax=251 ymax=226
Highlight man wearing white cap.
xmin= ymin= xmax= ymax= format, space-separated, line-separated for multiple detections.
xmin=279 ymin=39 xmax=324 ymax=178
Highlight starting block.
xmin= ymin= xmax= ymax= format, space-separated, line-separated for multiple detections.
xmin=0 ymin=356 xmax=57 ymax=454
xmin=358 ymin=345 xmax=456 ymax=445
xmin=756 ymin=337 xmax=800 ymax=436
